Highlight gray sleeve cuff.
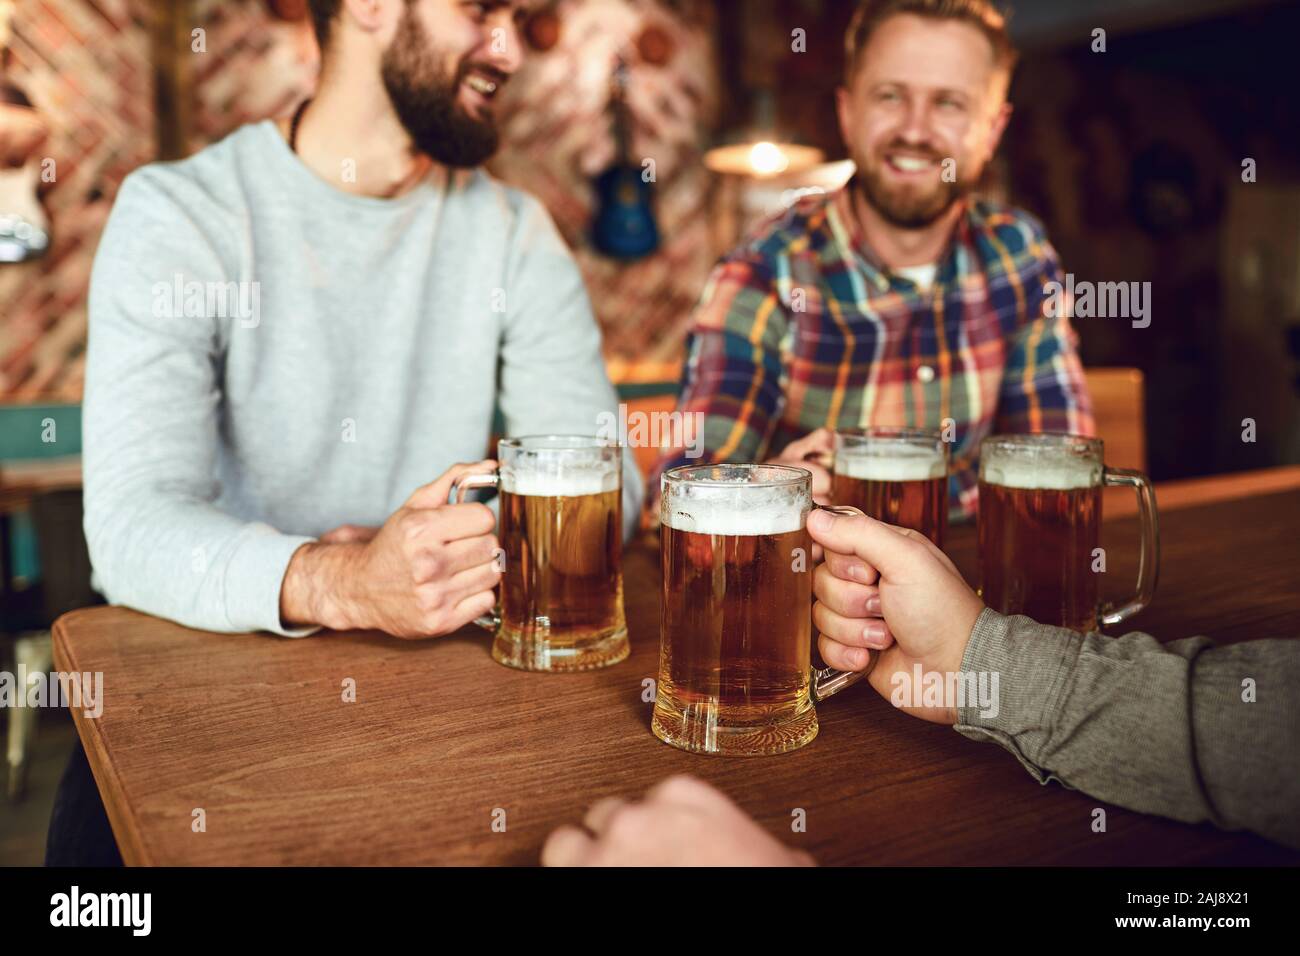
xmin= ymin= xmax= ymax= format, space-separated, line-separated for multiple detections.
xmin=952 ymin=607 xmax=1082 ymax=782
xmin=223 ymin=524 xmax=320 ymax=637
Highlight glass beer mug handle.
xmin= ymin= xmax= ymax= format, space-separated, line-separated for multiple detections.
xmin=1099 ymin=467 xmax=1160 ymax=627
xmin=448 ymin=470 xmax=502 ymax=633
xmin=811 ymin=659 xmax=875 ymax=702
xmin=809 ymin=503 xmax=877 ymax=702
xmin=449 ymin=470 xmax=499 ymax=504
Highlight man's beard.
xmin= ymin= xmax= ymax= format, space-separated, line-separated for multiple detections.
xmin=856 ymin=143 xmax=975 ymax=229
xmin=380 ymin=11 xmax=500 ymax=168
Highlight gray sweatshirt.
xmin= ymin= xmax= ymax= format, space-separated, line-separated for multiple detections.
xmin=957 ymin=608 xmax=1300 ymax=848
xmin=83 ymin=120 xmax=643 ymax=637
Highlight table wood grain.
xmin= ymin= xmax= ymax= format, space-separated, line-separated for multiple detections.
xmin=53 ymin=479 xmax=1300 ymax=865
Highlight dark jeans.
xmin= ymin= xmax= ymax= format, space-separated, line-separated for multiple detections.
xmin=46 ymin=738 xmax=123 ymax=866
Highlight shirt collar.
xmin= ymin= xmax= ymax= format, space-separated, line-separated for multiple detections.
xmin=829 ymin=178 xmax=970 ymax=293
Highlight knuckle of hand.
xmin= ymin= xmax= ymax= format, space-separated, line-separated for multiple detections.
xmin=400 ymin=510 xmax=426 ymax=540
xmin=417 ymin=586 xmax=446 ymax=614
xmin=411 ymin=557 xmax=440 ymax=585
xmin=901 ymin=534 xmax=929 ymax=561
xmin=424 ymin=552 xmax=444 ymax=578
xmin=606 ymin=805 xmax=649 ymax=843
xmin=658 ymin=774 xmax=704 ymax=800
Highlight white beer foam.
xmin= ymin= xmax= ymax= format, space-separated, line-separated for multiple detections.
xmin=662 ymin=498 xmax=805 ymax=536
xmin=982 ymin=454 xmax=1099 ymax=490
xmin=501 ymin=470 xmax=619 ymax=497
xmin=837 ymin=449 xmax=945 ymax=482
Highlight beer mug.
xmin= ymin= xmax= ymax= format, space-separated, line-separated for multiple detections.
xmin=977 ymin=433 xmax=1159 ymax=632
xmin=654 ymin=464 xmax=871 ymax=756
xmin=451 ymin=436 xmax=627 ymax=672
xmin=832 ymin=427 xmax=949 ymax=548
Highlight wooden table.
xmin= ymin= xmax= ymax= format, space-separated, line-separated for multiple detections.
xmin=54 ymin=471 xmax=1300 ymax=865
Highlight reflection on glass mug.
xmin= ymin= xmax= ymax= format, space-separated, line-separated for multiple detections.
xmin=451 ymin=436 xmax=627 ymax=672
xmin=654 ymin=464 xmax=871 ymax=756
xmin=832 ymin=426 xmax=949 ymax=548
xmin=978 ymin=433 xmax=1159 ymax=632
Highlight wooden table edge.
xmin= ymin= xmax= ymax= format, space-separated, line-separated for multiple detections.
xmin=1104 ymin=464 xmax=1300 ymax=517
xmin=52 ymin=608 xmax=154 ymax=867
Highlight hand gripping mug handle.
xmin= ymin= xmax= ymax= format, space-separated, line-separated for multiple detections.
xmin=449 ymin=469 xmax=503 ymax=633
xmin=810 ymin=503 xmax=878 ymax=702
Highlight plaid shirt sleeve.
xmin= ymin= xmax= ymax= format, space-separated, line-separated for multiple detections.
xmin=993 ymin=233 xmax=1095 ymax=438
xmin=647 ymin=251 xmax=790 ymax=503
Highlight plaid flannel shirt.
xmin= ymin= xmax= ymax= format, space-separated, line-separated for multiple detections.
xmin=650 ymin=185 xmax=1095 ymax=518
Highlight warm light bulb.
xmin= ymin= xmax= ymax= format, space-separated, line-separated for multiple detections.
xmin=748 ymin=141 xmax=790 ymax=176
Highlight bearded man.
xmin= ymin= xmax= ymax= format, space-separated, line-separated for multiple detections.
xmin=60 ymin=0 xmax=642 ymax=862
xmin=651 ymin=0 xmax=1093 ymax=518
xmin=82 ymin=0 xmax=642 ymax=641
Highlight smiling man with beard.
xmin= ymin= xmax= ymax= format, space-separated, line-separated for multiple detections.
xmin=83 ymin=0 xmax=642 ymax=643
xmin=651 ymin=0 xmax=1094 ymax=519
xmin=59 ymin=0 xmax=642 ymax=863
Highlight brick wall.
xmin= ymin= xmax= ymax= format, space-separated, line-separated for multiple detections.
xmin=0 ymin=0 xmax=154 ymax=399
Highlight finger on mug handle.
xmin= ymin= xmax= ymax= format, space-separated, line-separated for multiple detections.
xmin=824 ymin=547 xmax=880 ymax=586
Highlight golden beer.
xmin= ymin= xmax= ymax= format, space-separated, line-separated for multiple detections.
xmin=979 ymin=479 xmax=1100 ymax=632
xmin=978 ymin=434 xmax=1159 ymax=633
xmin=654 ymin=464 xmax=868 ymax=756
xmin=659 ymin=523 xmax=813 ymax=752
xmin=833 ymin=428 xmax=948 ymax=547
xmin=454 ymin=436 xmax=627 ymax=671
xmin=498 ymin=477 xmax=623 ymax=668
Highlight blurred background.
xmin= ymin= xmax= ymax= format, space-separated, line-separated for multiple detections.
xmin=3 ymin=0 xmax=1300 ymax=465
xmin=1 ymin=0 xmax=1299 ymax=860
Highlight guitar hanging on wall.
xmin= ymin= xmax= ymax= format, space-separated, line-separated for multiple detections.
xmin=590 ymin=55 xmax=659 ymax=260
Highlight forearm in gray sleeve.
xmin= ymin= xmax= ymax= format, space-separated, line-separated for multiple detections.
xmin=954 ymin=608 xmax=1300 ymax=848
xmin=83 ymin=172 xmax=317 ymax=636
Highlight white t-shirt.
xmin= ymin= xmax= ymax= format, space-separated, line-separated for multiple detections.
xmin=893 ymin=262 xmax=938 ymax=291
